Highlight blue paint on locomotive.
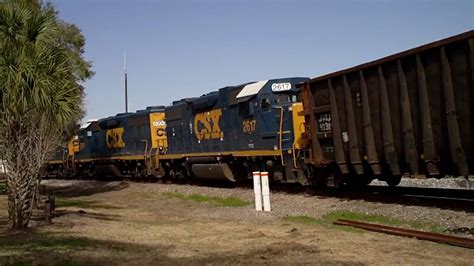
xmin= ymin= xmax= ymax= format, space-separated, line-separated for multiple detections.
xmin=165 ymin=77 xmax=308 ymax=155
xmin=75 ymin=106 xmax=165 ymax=161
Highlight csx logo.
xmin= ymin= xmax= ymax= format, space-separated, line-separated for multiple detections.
xmin=194 ymin=109 xmax=223 ymax=141
xmin=106 ymin=128 xmax=125 ymax=149
xmin=153 ymin=120 xmax=166 ymax=127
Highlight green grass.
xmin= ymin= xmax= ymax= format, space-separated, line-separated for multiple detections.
xmin=0 ymin=234 xmax=99 ymax=253
xmin=162 ymin=191 xmax=250 ymax=207
xmin=0 ymin=233 xmax=132 ymax=265
xmin=56 ymin=198 xmax=118 ymax=210
xmin=283 ymin=210 xmax=445 ymax=234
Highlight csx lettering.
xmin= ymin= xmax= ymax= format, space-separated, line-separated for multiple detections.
xmin=106 ymin=128 xmax=125 ymax=149
xmin=194 ymin=109 xmax=223 ymax=141
xmin=243 ymin=119 xmax=256 ymax=133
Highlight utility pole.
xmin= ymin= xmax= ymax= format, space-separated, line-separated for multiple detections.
xmin=124 ymin=52 xmax=128 ymax=113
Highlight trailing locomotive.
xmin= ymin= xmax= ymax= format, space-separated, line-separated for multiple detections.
xmin=46 ymin=106 xmax=167 ymax=178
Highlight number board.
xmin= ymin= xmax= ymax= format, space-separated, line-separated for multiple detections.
xmin=243 ymin=119 xmax=257 ymax=134
xmin=271 ymin=83 xmax=292 ymax=92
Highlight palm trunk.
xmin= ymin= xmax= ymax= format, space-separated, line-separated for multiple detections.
xmin=7 ymin=173 xmax=36 ymax=229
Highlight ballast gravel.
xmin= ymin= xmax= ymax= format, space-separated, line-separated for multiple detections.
xmin=42 ymin=179 xmax=474 ymax=239
xmin=125 ymin=181 xmax=474 ymax=238
xmin=370 ymin=176 xmax=474 ymax=189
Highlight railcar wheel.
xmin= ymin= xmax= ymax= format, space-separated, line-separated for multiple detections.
xmin=347 ymin=174 xmax=372 ymax=189
xmin=385 ymin=174 xmax=402 ymax=187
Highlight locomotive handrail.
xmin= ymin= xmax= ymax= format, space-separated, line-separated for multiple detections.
xmin=274 ymin=106 xmax=285 ymax=167
xmin=292 ymin=143 xmax=298 ymax=169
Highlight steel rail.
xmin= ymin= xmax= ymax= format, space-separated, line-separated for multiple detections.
xmin=334 ymin=219 xmax=474 ymax=249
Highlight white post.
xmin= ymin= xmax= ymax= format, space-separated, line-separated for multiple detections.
xmin=261 ymin=172 xmax=271 ymax=212
xmin=252 ymin=171 xmax=263 ymax=211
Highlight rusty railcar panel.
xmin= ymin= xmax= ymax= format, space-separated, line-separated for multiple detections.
xmin=378 ymin=66 xmax=400 ymax=175
xmin=300 ymin=30 xmax=474 ymax=177
xmin=328 ymin=79 xmax=348 ymax=174
xmin=343 ymin=75 xmax=363 ymax=174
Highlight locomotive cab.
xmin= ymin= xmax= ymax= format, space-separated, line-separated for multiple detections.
xmin=235 ymin=78 xmax=310 ymax=184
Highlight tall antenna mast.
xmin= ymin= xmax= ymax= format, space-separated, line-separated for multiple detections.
xmin=124 ymin=52 xmax=128 ymax=113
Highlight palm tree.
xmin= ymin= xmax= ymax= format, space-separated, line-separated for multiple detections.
xmin=0 ymin=0 xmax=92 ymax=229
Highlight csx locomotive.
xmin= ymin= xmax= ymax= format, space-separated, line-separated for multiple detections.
xmin=46 ymin=30 xmax=474 ymax=187
xmin=47 ymin=77 xmax=313 ymax=184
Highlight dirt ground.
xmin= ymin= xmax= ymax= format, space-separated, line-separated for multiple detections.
xmin=0 ymin=181 xmax=473 ymax=265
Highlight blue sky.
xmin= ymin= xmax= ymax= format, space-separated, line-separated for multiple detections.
xmin=51 ymin=0 xmax=473 ymax=121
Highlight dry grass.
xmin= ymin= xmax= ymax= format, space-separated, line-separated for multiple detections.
xmin=283 ymin=211 xmax=446 ymax=234
xmin=0 ymin=181 xmax=472 ymax=265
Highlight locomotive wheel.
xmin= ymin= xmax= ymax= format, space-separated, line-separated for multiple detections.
xmin=385 ymin=174 xmax=402 ymax=187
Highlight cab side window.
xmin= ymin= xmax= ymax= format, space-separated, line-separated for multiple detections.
xmin=291 ymin=94 xmax=298 ymax=102
xmin=239 ymin=101 xmax=255 ymax=117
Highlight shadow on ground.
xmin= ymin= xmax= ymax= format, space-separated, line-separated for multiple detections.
xmin=0 ymin=231 xmax=173 ymax=265
xmin=53 ymin=209 xmax=123 ymax=222
xmin=0 ymin=230 xmax=360 ymax=265
xmin=40 ymin=179 xmax=129 ymax=198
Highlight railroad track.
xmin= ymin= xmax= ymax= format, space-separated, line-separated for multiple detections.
xmin=265 ymin=184 xmax=474 ymax=212
xmin=134 ymin=176 xmax=474 ymax=212
xmin=155 ymin=177 xmax=474 ymax=212
xmin=43 ymin=176 xmax=474 ymax=212
xmin=364 ymin=186 xmax=474 ymax=210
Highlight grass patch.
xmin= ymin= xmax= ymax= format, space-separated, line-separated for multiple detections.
xmin=56 ymin=198 xmax=118 ymax=210
xmin=162 ymin=191 xmax=250 ymax=207
xmin=0 ymin=234 xmax=99 ymax=253
xmin=323 ymin=210 xmax=445 ymax=233
xmin=283 ymin=210 xmax=445 ymax=234
xmin=0 ymin=233 xmax=134 ymax=265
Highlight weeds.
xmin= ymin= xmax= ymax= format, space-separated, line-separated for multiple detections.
xmin=0 ymin=234 xmax=98 ymax=252
xmin=56 ymin=198 xmax=118 ymax=210
xmin=283 ymin=210 xmax=445 ymax=234
xmin=162 ymin=191 xmax=250 ymax=207
xmin=0 ymin=233 xmax=133 ymax=265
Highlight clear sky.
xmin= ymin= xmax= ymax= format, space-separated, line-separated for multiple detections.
xmin=51 ymin=0 xmax=473 ymax=121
